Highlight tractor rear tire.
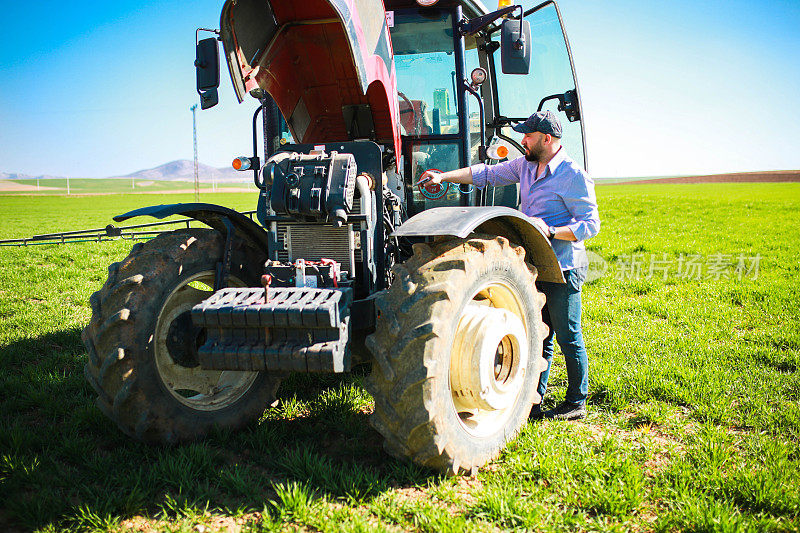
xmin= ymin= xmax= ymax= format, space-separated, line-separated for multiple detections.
xmin=365 ymin=235 xmax=548 ymax=474
xmin=82 ymin=229 xmax=280 ymax=443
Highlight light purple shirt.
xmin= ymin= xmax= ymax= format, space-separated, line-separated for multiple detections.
xmin=470 ymin=147 xmax=600 ymax=271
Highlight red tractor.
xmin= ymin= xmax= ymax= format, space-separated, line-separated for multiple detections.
xmin=83 ymin=0 xmax=586 ymax=474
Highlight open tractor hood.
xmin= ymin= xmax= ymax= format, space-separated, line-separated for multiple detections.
xmin=220 ymin=0 xmax=401 ymax=159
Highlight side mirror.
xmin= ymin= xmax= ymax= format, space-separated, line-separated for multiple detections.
xmin=500 ymin=18 xmax=531 ymax=75
xmin=199 ymin=89 xmax=219 ymax=110
xmin=195 ymin=37 xmax=220 ymax=109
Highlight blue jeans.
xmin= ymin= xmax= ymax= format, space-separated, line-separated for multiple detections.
xmin=536 ymin=266 xmax=588 ymax=406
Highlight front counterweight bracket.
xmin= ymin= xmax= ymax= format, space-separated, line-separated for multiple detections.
xmin=191 ymin=286 xmax=353 ymax=373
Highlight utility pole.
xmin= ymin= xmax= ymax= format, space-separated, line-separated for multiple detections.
xmin=191 ymin=104 xmax=200 ymax=202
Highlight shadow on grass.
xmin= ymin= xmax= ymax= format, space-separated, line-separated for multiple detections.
xmin=0 ymin=329 xmax=437 ymax=531
xmin=0 ymin=325 xmax=85 ymax=367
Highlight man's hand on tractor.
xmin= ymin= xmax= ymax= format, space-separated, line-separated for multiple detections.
xmin=529 ymin=216 xmax=551 ymax=237
xmin=417 ymin=167 xmax=474 ymax=186
xmin=416 ymin=170 xmax=444 ymax=187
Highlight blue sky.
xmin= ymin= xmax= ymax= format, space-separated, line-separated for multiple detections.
xmin=1 ymin=0 xmax=798 ymax=178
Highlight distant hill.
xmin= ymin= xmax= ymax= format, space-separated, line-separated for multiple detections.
xmin=116 ymin=160 xmax=242 ymax=183
xmin=0 ymin=172 xmax=64 ymax=181
xmin=1 ymin=160 xmax=243 ymax=183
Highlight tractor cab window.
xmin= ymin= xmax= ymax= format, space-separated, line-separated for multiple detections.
xmin=391 ymin=8 xmax=468 ymax=216
xmin=493 ymin=4 xmax=586 ymax=169
xmin=390 ymin=9 xmax=459 ymax=136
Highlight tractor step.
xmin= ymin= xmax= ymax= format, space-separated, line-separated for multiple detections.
xmin=191 ymin=286 xmax=352 ymax=373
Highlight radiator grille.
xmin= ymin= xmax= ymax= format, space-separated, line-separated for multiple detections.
xmin=276 ymin=224 xmax=360 ymax=273
xmin=274 ymin=198 xmax=362 ymax=273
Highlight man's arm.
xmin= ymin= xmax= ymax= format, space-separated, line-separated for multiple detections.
xmin=560 ymin=171 xmax=600 ymax=242
xmin=418 ymin=159 xmax=557 ymax=236
xmin=418 ymin=166 xmax=473 ymax=185
xmin=552 ymin=226 xmax=578 ymax=242
xmin=418 ymin=159 xmax=523 ymax=188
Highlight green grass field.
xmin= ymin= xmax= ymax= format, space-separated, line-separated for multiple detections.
xmin=1 ymin=183 xmax=799 ymax=532
xmin=0 ymin=178 xmax=254 ymax=196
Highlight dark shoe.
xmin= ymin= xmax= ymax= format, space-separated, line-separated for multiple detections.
xmin=529 ymin=404 xmax=544 ymax=420
xmin=544 ymin=402 xmax=586 ymax=421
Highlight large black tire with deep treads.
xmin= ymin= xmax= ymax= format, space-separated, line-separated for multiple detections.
xmin=365 ymin=235 xmax=548 ymax=474
xmin=82 ymin=228 xmax=280 ymax=443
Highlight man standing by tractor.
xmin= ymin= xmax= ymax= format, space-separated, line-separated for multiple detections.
xmin=417 ymin=110 xmax=600 ymax=420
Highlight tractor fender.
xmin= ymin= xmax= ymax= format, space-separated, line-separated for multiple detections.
xmin=114 ymin=203 xmax=269 ymax=252
xmin=393 ymin=206 xmax=565 ymax=283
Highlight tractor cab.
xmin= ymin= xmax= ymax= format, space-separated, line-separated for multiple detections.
xmin=386 ymin=0 xmax=586 ymax=216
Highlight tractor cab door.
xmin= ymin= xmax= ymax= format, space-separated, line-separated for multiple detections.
xmin=389 ymin=6 xmax=476 ymax=217
xmin=485 ymin=1 xmax=587 ymax=208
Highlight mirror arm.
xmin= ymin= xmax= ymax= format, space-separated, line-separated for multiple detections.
xmin=537 ymin=91 xmax=580 ymax=121
xmin=515 ymin=8 xmax=525 ymax=50
xmin=537 ymin=94 xmax=565 ymax=112
xmin=487 ymin=116 xmax=528 ymax=129
xmin=195 ymin=27 xmax=220 ymax=48
xmin=459 ymin=5 xmax=520 ymax=36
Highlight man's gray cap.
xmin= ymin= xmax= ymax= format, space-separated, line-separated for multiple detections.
xmin=512 ymin=110 xmax=562 ymax=138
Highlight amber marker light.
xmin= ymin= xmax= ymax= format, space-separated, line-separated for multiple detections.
xmin=232 ymin=157 xmax=251 ymax=171
xmin=487 ymin=145 xmax=509 ymax=160
xmin=498 ymin=0 xmax=513 ymax=7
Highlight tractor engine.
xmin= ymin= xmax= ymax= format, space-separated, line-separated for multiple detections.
xmin=269 ymin=151 xmax=358 ymax=227
xmin=260 ymin=148 xmax=379 ymax=288
xmin=191 ymin=146 xmax=382 ymax=375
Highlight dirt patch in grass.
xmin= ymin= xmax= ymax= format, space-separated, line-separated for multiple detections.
xmin=582 ymin=419 xmax=681 ymax=447
xmin=623 ymin=170 xmax=800 ymax=185
xmin=0 ymin=180 xmax=60 ymax=192
xmin=120 ymin=514 xmax=256 ymax=533
xmin=641 ymin=450 xmax=674 ymax=476
xmin=394 ymin=486 xmax=429 ymax=504
xmin=118 ymin=516 xmax=159 ymax=532
xmin=449 ymin=476 xmax=483 ymax=507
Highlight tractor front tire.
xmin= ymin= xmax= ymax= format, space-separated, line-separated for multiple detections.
xmin=82 ymin=229 xmax=280 ymax=443
xmin=366 ymin=236 xmax=548 ymax=474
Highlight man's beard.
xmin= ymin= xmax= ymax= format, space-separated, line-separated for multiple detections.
xmin=525 ymin=146 xmax=541 ymax=162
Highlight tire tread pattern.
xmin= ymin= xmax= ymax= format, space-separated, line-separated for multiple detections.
xmin=366 ymin=235 xmax=548 ymax=474
xmin=83 ymin=229 xmax=279 ymax=443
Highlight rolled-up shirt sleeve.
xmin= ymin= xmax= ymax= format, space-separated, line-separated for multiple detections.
xmin=470 ymin=158 xmax=523 ymax=189
xmin=563 ymin=171 xmax=600 ymax=241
